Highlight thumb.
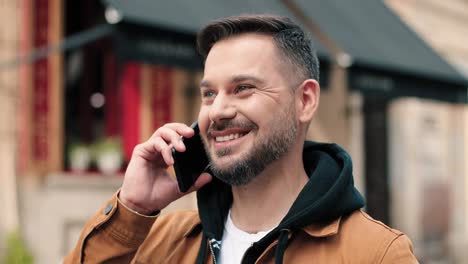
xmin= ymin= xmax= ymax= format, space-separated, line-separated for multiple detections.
xmin=186 ymin=173 xmax=213 ymax=193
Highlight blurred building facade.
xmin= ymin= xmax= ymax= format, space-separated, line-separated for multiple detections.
xmin=385 ymin=1 xmax=468 ymax=262
xmin=0 ymin=0 xmax=466 ymax=263
xmin=0 ymin=1 xmax=20 ymax=260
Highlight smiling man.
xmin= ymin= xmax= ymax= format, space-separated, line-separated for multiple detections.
xmin=199 ymin=33 xmax=302 ymax=189
xmin=66 ymin=15 xmax=418 ymax=263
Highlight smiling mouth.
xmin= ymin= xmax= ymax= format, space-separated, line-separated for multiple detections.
xmin=215 ymin=132 xmax=248 ymax=142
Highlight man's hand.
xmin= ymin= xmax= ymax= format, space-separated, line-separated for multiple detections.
xmin=119 ymin=123 xmax=212 ymax=215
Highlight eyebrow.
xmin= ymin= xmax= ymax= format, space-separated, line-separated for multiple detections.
xmin=231 ymin=74 xmax=266 ymax=85
xmin=200 ymin=79 xmax=211 ymax=88
xmin=200 ymin=74 xmax=266 ymax=88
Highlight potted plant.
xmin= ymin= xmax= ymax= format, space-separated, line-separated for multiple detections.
xmin=68 ymin=141 xmax=92 ymax=173
xmin=93 ymin=137 xmax=123 ymax=175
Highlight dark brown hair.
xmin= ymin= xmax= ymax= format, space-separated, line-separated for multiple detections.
xmin=197 ymin=14 xmax=319 ymax=81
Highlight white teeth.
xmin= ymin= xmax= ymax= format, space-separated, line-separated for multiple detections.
xmin=215 ymin=133 xmax=241 ymax=142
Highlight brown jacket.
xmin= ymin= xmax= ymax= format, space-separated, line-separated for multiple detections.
xmin=65 ymin=192 xmax=418 ymax=263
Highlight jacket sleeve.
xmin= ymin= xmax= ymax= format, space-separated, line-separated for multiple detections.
xmin=380 ymin=234 xmax=420 ymax=264
xmin=63 ymin=191 xmax=158 ymax=263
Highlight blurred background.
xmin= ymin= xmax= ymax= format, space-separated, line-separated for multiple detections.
xmin=0 ymin=0 xmax=467 ymax=263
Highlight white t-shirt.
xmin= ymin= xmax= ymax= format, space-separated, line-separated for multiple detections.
xmin=219 ymin=211 xmax=273 ymax=264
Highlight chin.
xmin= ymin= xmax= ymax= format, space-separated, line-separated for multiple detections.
xmin=210 ymin=156 xmax=236 ymax=171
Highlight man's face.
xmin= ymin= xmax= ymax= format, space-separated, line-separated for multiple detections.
xmin=198 ymin=33 xmax=299 ymax=186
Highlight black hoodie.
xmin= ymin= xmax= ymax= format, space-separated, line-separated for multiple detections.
xmin=195 ymin=141 xmax=365 ymax=264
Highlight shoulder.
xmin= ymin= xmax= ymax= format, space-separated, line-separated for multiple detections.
xmin=342 ymin=210 xmax=403 ymax=239
xmin=340 ymin=210 xmax=418 ymax=263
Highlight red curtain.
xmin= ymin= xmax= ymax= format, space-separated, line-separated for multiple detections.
xmin=33 ymin=0 xmax=50 ymax=162
xmin=121 ymin=62 xmax=141 ymax=162
xmin=152 ymin=67 xmax=173 ymax=130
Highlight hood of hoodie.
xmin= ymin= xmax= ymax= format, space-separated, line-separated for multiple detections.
xmin=195 ymin=141 xmax=365 ymax=263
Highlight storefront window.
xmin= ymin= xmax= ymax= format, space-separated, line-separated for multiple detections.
xmin=63 ymin=48 xmax=200 ymax=175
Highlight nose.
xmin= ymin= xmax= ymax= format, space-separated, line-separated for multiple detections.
xmin=208 ymin=92 xmax=236 ymax=122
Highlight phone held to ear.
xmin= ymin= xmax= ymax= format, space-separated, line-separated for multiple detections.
xmin=172 ymin=121 xmax=210 ymax=192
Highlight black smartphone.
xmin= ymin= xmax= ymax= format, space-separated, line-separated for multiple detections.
xmin=172 ymin=121 xmax=210 ymax=192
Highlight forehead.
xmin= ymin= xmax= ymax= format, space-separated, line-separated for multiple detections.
xmin=203 ymin=33 xmax=286 ymax=84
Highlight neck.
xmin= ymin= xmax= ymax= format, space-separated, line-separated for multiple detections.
xmin=229 ymin=140 xmax=308 ymax=233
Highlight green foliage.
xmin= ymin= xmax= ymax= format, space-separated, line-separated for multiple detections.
xmin=2 ymin=231 xmax=34 ymax=264
xmin=92 ymin=137 xmax=122 ymax=158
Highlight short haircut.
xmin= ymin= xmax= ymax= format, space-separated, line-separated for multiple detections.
xmin=197 ymin=14 xmax=320 ymax=82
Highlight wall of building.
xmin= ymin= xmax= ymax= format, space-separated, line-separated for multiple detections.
xmin=385 ymin=1 xmax=468 ymax=261
xmin=388 ymin=98 xmax=467 ymax=262
xmin=0 ymin=0 xmax=20 ymax=258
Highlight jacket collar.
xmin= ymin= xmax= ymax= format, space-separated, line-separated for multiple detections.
xmin=301 ymin=216 xmax=342 ymax=238
xmin=184 ymin=215 xmax=343 ymax=238
xmin=184 ymin=217 xmax=203 ymax=237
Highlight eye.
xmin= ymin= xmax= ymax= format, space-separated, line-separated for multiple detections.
xmin=234 ymin=84 xmax=253 ymax=94
xmin=201 ymin=89 xmax=216 ymax=99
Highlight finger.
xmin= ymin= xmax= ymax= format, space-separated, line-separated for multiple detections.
xmin=137 ymin=137 xmax=173 ymax=165
xmin=157 ymin=127 xmax=187 ymax=152
xmin=161 ymin=143 xmax=175 ymax=166
xmin=137 ymin=136 xmax=166 ymax=155
xmin=149 ymin=137 xmax=174 ymax=165
xmin=151 ymin=123 xmax=195 ymax=141
xmin=186 ymin=173 xmax=213 ymax=193
xmin=163 ymin=123 xmax=195 ymax=138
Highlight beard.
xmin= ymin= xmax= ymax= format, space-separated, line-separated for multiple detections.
xmin=202 ymin=102 xmax=298 ymax=186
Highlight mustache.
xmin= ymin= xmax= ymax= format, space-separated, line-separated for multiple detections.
xmin=207 ymin=120 xmax=258 ymax=136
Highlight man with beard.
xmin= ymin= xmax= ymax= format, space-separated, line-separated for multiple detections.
xmin=66 ymin=14 xmax=418 ymax=263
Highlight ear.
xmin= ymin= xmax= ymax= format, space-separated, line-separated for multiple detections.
xmin=295 ymin=79 xmax=320 ymax=124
